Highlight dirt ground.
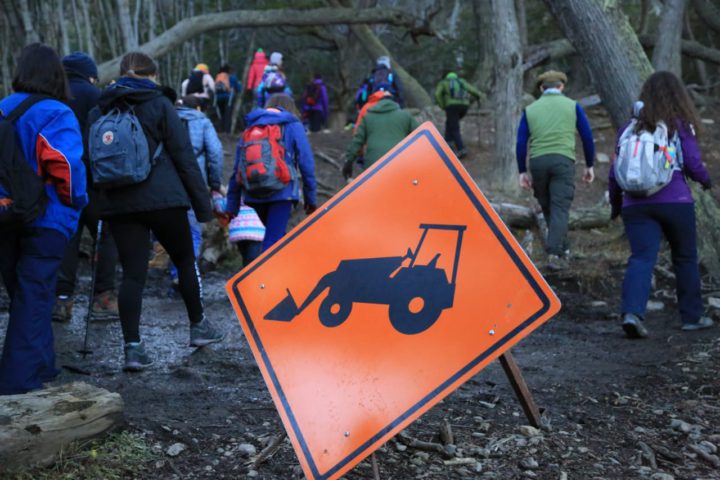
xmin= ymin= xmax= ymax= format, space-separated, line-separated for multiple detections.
xmin=2 ymin=106 xmax=720 ymax=480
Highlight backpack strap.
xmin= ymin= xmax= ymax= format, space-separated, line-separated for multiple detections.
xmin=4 ymin=95 xmax=51 ymax=123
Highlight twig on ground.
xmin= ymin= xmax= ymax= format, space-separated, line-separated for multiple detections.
xmin=316 ymin=151 xmax=343 ymax=171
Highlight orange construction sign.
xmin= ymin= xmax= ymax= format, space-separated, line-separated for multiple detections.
xmin=226 ymin=122 xmax=560 ymax=480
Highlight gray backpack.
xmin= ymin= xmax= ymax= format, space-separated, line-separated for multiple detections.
xmin=614 ymin=119 xmax=682 ymax=197
xmin=88 ymin=107 xmax=162 ymax=189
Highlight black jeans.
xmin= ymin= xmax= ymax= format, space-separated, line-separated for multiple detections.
xmin=444 ymin=104 xmax=468 ymax=151
xmin=215 ymin=94 xmax=234 ymax=134
xmin=529 ymin=154 xmax=576 ymax=256
xmin=308 ymin=110 xmax=324 ymax=132
xmin=108 ymin=208 xmax=205 ymax=343
xmin=56 ymin=198 xmax=118 ymax=297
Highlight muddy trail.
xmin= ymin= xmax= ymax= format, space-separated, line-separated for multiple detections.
xmin=3 ymin=109 xmax=720 ymax=480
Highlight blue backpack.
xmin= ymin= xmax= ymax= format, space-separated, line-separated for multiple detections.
xmin=88 ymin=107 xmax=162 ymax=189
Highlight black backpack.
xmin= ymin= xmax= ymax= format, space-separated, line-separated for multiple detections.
xmin=186 ymin=70 xmax=205 ymax=95
xmin=0 ymin=95 xmax=50 ymax=227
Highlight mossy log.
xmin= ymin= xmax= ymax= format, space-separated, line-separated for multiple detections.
xmin=0 ymin=382 xmax=124 ymax=472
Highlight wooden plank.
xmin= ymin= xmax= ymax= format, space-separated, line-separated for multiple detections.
xmin=498 ymin=352 xmax=542 ymax=428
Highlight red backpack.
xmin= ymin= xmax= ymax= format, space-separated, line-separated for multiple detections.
xmin=236 ymin=124 xmax=292 ymax=197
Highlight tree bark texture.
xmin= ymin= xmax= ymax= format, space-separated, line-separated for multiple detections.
xmin=116 ymin=0 xmax=138 ymax=51
xmin=651 ymin=0 xmax=686 ymax=75
xmin=692 ymin=0 xmax=720 ymax=33
xmin=491 ymin=0 xmax=523 ymax=195
xmin=98 ymin=6 xmax=424 ymax=83
xmin=544 ymin=0 xmax=654 ymax=130
xmin=0 ymin=382 xmax=124 ymax=471
xmin=18 ymin=0 xmax=40 ymax=44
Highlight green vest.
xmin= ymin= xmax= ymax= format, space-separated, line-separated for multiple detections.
xmin=525 ymin=92 xmax=577 ymax=161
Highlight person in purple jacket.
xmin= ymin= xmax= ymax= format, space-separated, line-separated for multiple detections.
xmin=301 ymin=74 xmax=329 ymax=133
xmin=608 ymin=71 xmax=714 ymax=339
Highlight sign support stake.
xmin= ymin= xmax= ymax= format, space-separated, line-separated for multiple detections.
xmin=371 ymin=452 xmax=381 ymax=480
xmin=498 ymin=351 xmax=542 ymax=428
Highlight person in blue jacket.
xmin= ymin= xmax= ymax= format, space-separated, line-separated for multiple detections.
xmin=226 ymin=93 xmax=317 ymax=263
xmin=171 ymin=95 xmax=224 ymax=284
xmin=0 ymin=43 xmax=88 ymax=395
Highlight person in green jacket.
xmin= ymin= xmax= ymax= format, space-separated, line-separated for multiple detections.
xmin=434 ymin=72 xmax=482 ymax=159
xmin=343 ymin=90 xmax=419 ymax=178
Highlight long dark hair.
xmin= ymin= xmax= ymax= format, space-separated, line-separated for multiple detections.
xmin=637 ymin=71 xmax=700 ymax=137
xmin=12 ymin=43 xmax=70 ymax=101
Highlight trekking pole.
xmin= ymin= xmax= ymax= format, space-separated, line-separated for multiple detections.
xmin=78 ymin=219 xmax=102 ymax=358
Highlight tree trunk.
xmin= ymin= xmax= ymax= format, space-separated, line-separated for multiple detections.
xmin=692 ymin=0 xmax=720 ymax=33
xmin=544 ymin=0 xmax=654 ymax=130
xmin=18 ymin=0 xmax=40 ymax=44
xmin=57 ymin=0 xmax=70 ymax=55
xmin=0 ymin=382 xmax=124 ymax=471
xmin=79 ymin=0 xmax=95 ymax=58
xmin=651 ymin=0 xmax=686 ymax=75
xmin=691 ymin=185 xmax=720 ymax=280
xmin=491 ymin=0 xmax=523 ymax=195
xmin=98 ymin=6 xmax=425 ymax=84
xmin=116 ymin=0 xmax=138 ymax=51
xmin=523 ymin=39 xmax=576 ymax=70
xmin=683 ymin=14 xmax=709 ymax=87
xmin=515 ymin=0 xmax=528 ymax=51
xmin=472 ymin=0 xmax=495 ymax=95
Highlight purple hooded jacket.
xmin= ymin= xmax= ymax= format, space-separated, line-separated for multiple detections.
xmin=301 ymin=79 xmax=329 ymax=121
xmin=608 ymin=120 xmax=712 ymax=217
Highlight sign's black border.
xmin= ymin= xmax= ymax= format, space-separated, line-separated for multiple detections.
xmin=231 ymin=129 xmax=552 ymax=479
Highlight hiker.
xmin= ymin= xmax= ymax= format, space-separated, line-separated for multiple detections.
xmin=343 ymin=89 xmax=419 ymax=178
xmin=88 ymin=52 xmax=223 ymax=372
xmin=181 ymin=63 xmax=215 ymax=109
xmin=0 ymin=43 xmax=88 ymax=395
xmin=434 ymin=71 xmax=482 ymax=159
xmin=226 ymin=94 xmax=317 ymax=262
xmin=246 ymin=49 xmax=269 ymax=94
xmin=301 ymin=74 xmax=329 ymax=133
xmin=171 ymin=95 xmax=224 ymax=287
xmin=214 ymin=64 xmax=241 ymax=134
xmin=52 ymin=52 xmax=119 ymax=324
xmin=357 ymin=56 xmax=404 ymax=110
xmin=516 ymin=70 xmax=595 ymax=271
xmin=609 ymin=71 xmax=714 ymax=338
xmin=256 ymin=52 xmax=292 ymax=108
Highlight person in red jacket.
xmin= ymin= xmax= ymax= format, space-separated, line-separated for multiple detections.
xmin=246 ymin=49 xmax=269 ymax=93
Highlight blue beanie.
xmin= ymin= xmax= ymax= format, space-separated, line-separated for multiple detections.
xmin=62 ymin=52 xmax=98 ymax=80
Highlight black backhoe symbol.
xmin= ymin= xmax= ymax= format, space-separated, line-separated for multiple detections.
xmin=264 ymin=224 xmax=466 ymax=335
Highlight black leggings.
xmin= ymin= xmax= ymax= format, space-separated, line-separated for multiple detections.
xmin=109 ymin=208 xmax=205 ymax=343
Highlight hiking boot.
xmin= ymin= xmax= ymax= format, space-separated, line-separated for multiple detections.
xmin=123 ymin=341 xmax=154 ymax=372
xmin=622 ymin=313 xmax=649 ymax=339
xmin=546 ymin=254 xmax=569 ymax=272
xmin=681 ymin=316 xmax=714 ymax=331
xmin=190 ymin=319 xmax=225 ymax=347
xmin=91 ymin=290 xmax=119 ymax=321
xmin=148 ymin=243 xmax=169 ymax=270
xmin=52 ymin=297 xmax=74 ymax=323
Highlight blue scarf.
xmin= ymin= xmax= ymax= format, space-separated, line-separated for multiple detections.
xmin=114 ymin=77 xmax=157 ymax=91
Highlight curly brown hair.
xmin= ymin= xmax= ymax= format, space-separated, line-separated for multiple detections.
xmin=637 ymin=71 xmax=700 ymax=137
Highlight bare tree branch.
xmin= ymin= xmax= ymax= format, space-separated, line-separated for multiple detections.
xmin=692 ymin=0 xmax=720 ymax=33
xmin=98 ymin=7 xmax=424 ymax=83
xmin=640 ymin=35 xmax=720 ymax=66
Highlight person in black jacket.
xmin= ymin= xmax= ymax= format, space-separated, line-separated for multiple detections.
xmin=53 ymin=52 xmax=119 ymax=323
xmin=89 ymin=52 xmax=224 ymax=371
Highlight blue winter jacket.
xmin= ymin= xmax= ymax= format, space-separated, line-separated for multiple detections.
xmin=227 ymin=108 xmax=317 ymax=212
xmin=176 ymin=107 xmax=224 ymax=191
xmin=0 ymin=93 xmax=88 ymax=238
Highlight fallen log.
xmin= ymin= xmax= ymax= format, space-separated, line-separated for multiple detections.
xmin=568 ymin=205 xmax=611 ymax=230
xmin=0 ymin=382 xmax=124 ymax=471
xmin=489 ymin=202 xmax=611 ymax=231
xmin=489 ymin=202 xmax=536 ymax=229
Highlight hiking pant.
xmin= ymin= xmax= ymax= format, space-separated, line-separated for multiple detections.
xmin=170 ymin=209 xmax=202 ymax=281
xmin=245 ymin=200 xmax=293 ymax=263
xmin=215 ymin=94 xmax=233 ymax=134
xmin=444 ymin=104 xmax=468 ymax=152
xmin=530 ymin=154 xmax=575 ymax=256
xmin=56 ymin=198 xmax=117 ymax=297
xmin=308 ymin=110 xmax=324 ymax=132
xmin=0 ymin=227 xmax=67 ymax=395
xmin=108 ymin=208 xmax=205 ymax=344
xmin=621 ymin=203 xmax=703 ymax=325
